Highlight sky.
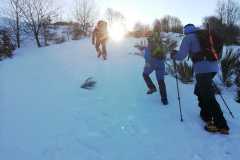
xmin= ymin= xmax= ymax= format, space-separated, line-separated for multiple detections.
xmin=0 ymin=0 xmax=220 ymax=29
xmin=56 ymin=0 xmax=220 ymax=27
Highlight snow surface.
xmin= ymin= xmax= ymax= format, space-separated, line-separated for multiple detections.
xmin=0 ymin=38 xmax=240 ymax=160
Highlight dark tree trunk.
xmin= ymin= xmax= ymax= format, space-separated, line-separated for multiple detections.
xmin=43 ymin=26 xmax=48 ymax=46
xmin=34 ymin=31 xmax=41 ymax=47
xmin=16 ymin=12 xmax=20 ymax=48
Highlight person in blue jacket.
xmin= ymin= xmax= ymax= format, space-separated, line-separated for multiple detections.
xmin=171 ymin=24 xmax=229 ymax=134
xmin=142 ymin=22 xmax=168 ymax=105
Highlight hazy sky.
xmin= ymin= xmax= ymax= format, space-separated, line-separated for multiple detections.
xmin=57 ymin=0 xmax=219 ymax=26
xmin=0 ymin=0 xmax=220 ymax=27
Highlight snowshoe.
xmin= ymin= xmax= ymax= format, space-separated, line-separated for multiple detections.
xmin=204 ymin=121 xmax=218 ymax=133
xmin=204 ymin=125 xmax=218 ymax=133
xmin=204 ymin=122 xmax=229 ymax=135
xmin=218 ymin=128 xmax=229 ymax=135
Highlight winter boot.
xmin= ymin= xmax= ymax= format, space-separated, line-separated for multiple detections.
xmin=147 ymin=88 xmax=157 ymax=94
xmin=161 ymin=98 xmax=168 ymax=105
xmin=204 ymin=120 xmax=219 ymax=133
xmin=158 ymin=80 xmax=168 ymax=105
xmin=103 ymin=54 xmax=107 ymax=60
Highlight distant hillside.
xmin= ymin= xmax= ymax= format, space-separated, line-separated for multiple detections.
xmin=0 ymin=17 xmax=12 ymax=29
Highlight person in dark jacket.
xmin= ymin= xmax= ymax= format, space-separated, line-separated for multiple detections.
xmin=171 ymin=24 xmax=229 ymax=134
xmin=92 ymin=20 xmax=108 ymax=60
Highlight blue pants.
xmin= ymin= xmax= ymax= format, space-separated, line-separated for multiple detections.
xmin=143 ymin=62 xmax=165 ymax=81
xmin=143 ymin=62 xmax=167 ymax=100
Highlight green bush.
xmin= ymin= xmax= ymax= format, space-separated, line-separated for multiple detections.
xmin=166 ymin=61 xmax=194 ymax=84
xmin=220 ymin=48 xmax=240 ymax=87
xmin=176 ymin=61 xmax=194 ymax=84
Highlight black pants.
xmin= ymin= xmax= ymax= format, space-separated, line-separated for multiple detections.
xmin=194 ymin=72 xmax=229 ymax=129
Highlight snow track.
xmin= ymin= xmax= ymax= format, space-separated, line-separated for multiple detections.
xmin=0 ymin=38 xmax=240 ymax=160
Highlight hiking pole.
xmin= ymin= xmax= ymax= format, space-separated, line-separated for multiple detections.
xmin=173 ymin=59 xmax=184 ymax=122
xmin=212 ymin=82 xmax=235 ymax=118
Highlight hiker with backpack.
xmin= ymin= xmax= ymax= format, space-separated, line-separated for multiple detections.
xmin=171 ymin=24 xmax=230 ymax=134
xmin=92 ymin=20 xmax=108 ymax=60
xmin=141 ymin=21 xmax=169 ymax=105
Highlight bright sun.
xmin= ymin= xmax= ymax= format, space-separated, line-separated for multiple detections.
xmin=109 ymin=22 xmax=126 ymax=42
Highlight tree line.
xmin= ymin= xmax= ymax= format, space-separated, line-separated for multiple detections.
xmin=0 ymin=0 xmax=240 ymax=50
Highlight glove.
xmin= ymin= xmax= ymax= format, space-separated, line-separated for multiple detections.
xmin=170 ymin=50 xmax=177 ymax=59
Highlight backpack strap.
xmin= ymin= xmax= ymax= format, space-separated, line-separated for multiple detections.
xmin=207 ymin=23 xmax=219 ymax=60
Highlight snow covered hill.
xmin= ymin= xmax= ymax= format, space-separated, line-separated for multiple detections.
xmin=0 ymin=38 xmax=240 ymax=160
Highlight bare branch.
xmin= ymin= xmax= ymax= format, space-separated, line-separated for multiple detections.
xmin=73 ymin=0 xmax=98 ymax=35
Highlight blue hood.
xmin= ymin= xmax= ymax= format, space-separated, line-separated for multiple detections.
xmin=183 ymin=24 xmax=200 ymax=34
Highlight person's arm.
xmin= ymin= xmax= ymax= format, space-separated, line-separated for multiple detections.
xmin=175 ymin=36 xmax=191 ymax=61
xmin=92 ymin=29 xmax=96 ymax=45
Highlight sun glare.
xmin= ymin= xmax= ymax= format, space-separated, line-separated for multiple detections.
xmin=109 ymin=22 xmax=126 ymax=42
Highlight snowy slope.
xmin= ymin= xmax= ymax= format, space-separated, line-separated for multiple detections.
xmin=0 ymin=38 xmax=240 ymax=160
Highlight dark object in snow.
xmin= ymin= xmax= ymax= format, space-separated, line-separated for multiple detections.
xmin=81 ymin=77 xmax=96 ymax=90
xmin=236 ymin=89 xmax=240 ymax=103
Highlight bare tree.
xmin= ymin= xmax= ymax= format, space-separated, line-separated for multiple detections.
xmin=217 ymin=0 xmax=240 ymax=25
xmin=169 ymin=17 xmax=183 ymax=33
xmin=203 ymin=16 xmax=240 ymax=44
xmin=19 ymin=0 xmax=57 ymax=47
xmin=226 ymin=0 xmax=240 ymax=25
xmin=105 ymin=8 xmax=125 ymax=25
xmin=160 ymin=15 xmax=183 ymax=33
xmin=161 ymin=16 xmax=170 ymax=32
xmin=134 ymin=22 xmax=147 ymax=32
xmin=73 ymin=0 xmax=97 ymax=36
xmin=132 ymin=21 xmax=150 ymax=37
xmin=217 ymin=0 xmax=226 ymax=23
xmin=1 ymin=0 xmax=22 ymax=48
